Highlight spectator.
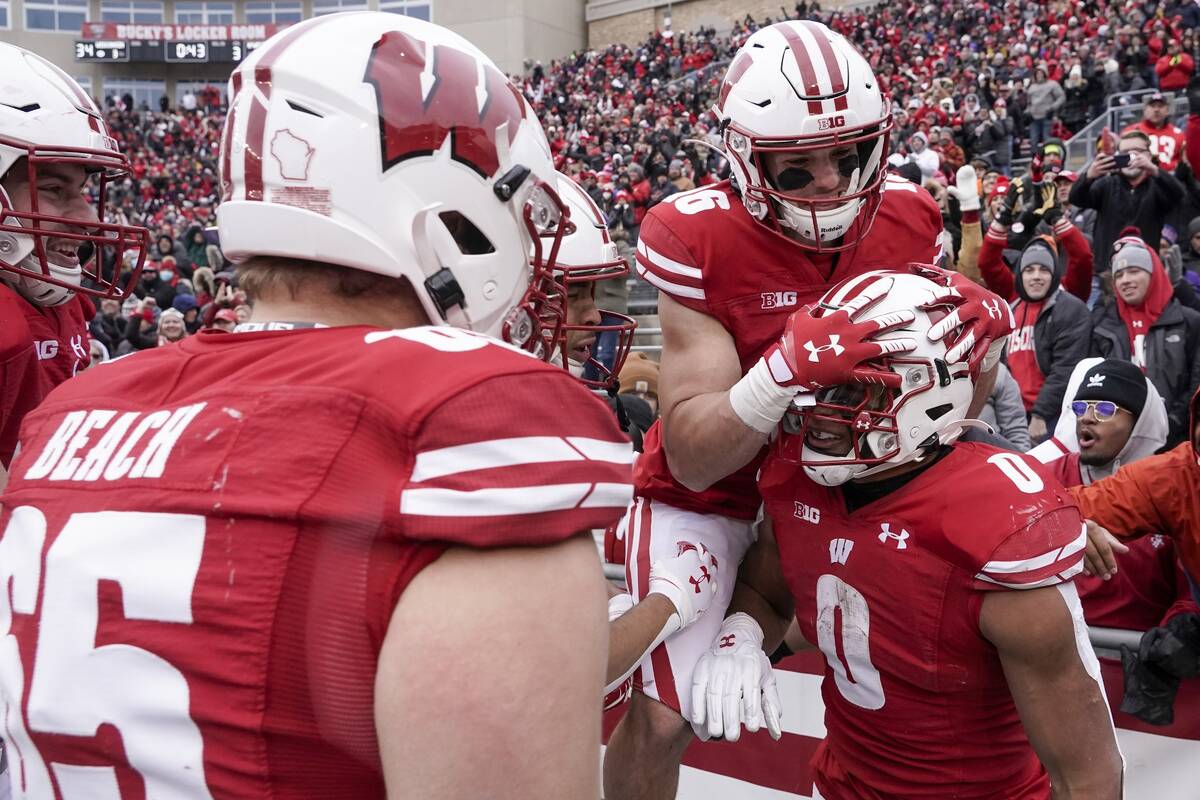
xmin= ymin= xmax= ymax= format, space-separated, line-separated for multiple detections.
xmin=618 ymin=350 xmax=659 ymax=416
xmin=1181 ymin=216 xmax=1200 ymax=290
xmin=668 ymin=159 xmax=694 ymax=192
xmin=906 ymin=131 xmax=940 ymax=180
xmin=1070 ymin=130 xmax=1186 ymax=273
xmin=211 ymin=307 xmax=237 ymax=332
xmin=1157 ymin=38 xmax=1195 ymax=92
xmin=978 ymin=361 xmax=1033 ymax=451
xmin=1027 ymin=66 xmax=1066 ymax=151
xmin=192 ymin=266 xmax=216 ymax=307
xmin=1057 ymin=170 xmax=1096 ymax=242
xmin=1030 ymin=358 xmax=1195 ymax=637
xmin=1000 ymin=235 xmax=1093 ymax=442
xmin=88 ymin=297 xmax=127 ymax=356
xmin=86 ymin=338 xmax=109 ymax=370
xmin=184 ymin=225 xmax=210 ymax=270
xmin=157 ymin=307 xmax=188 ymax=346
xmin=1090 ymin=235 xmax=1200 ymax=445
xmin=172 ymin=293 xmax=203 ymax=334
xmin=118 ymin=299 xmax=159 ymax=355
xmin=1124 ymin=91 xmax=1186 ymax=171
xmin=980 ymin=177 xmax=1094 ymax=301
xmin=934 ymin=128 xmax=965 ymax=176
xmin=1062 ymin=65 xmax=1091 ymax=134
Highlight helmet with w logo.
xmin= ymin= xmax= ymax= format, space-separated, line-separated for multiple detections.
xmin=217 ymin=12 xmax=567 ymax=355
xmin=715 ymin=21 xmax=891 ymax=253
xmin=777 ymin=269 xmax=976 ymax=486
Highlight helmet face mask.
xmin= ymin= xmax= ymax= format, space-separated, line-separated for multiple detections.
xmin=538 ymin=173 xmax=636 ymax=389
xmin=727 ymin=119 xmax=893 ymax=253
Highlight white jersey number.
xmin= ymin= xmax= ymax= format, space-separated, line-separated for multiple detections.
xmin=0 ymin=507 xmax=213 ymax=799
xmin=987 ymin=452 xmax=1044 ymax=494
xmin=815 ymin=574 xmax=886 ymax=710
xmin=664 ymin=188 xmax=730 ymax=215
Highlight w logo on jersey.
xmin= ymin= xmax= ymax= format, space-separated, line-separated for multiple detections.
xmin=803 ymin=335 xmax=844 ymax=362
xmin=364 ymin=31 xmax=525 ymax=178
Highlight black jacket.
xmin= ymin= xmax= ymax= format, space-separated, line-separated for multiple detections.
xmin=1090 ymin=299 xmax=1200 ymax=445
xmin=1016 ymin=289 xmax=1094 ymax=423
xmin=1069 ymin=169 xmax=1185 ymax=272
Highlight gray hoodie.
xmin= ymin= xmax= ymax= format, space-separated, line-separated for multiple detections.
xmin=1027 ymin=357 xmax=1169 ymax=483
xmin=1027 ymin=77 xmax=1066 ymax=120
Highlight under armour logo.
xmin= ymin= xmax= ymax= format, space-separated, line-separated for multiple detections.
xmin=69 ymin=334 xmax=87 ymax=360
xmin=982 ymin=298 xmax=1004 ymax=320
xmin=829 ymin=538 xmax=854 ymax=565
xmin=878 ymin=522 xmax=909 ymax=550
xmin=689 ymin=565 xmax=712 ymax=593
xmin=719 ymin=634 xmax=736 ymax=648
xmin=1086 ymin=374 xmax=1106 ymax=388
xmin=803 ymin=335 xmax=845 ymax=362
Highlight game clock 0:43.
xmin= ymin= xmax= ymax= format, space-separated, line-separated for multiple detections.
xmin=165 ymin=41 xmax=209 ymax=63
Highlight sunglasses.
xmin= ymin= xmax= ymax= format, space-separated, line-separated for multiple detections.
xmin=1070 ymin=400 xmax=1125 ymax=420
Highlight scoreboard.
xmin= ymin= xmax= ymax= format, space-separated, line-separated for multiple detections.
xmin=75 ymin=39 xmax=259 ymax=63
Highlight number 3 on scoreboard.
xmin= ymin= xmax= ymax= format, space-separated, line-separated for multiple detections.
xmin=0 ymin=507 xmax=213 ymax=799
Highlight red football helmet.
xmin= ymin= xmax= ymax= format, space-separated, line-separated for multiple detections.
xmin=0 ymin=43 xmax=147 ymax=306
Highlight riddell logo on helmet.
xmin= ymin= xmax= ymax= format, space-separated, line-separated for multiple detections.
xmin=817 ymin=115 xmax=846 ymax=131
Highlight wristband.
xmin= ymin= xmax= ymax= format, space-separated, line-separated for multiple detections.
xmin=728 ymin=356 xmax=798 ymax=435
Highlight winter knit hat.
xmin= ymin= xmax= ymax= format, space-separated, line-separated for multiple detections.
xmin=1074 ymin=359 xmax=1148 ymax=417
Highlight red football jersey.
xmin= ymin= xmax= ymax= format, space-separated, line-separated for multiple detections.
xmin=1122 ymin=120 xmax=1187 ymax=171
xmin=0 ymin=324 xmax=633 ymax=799
xmin=759 ymin=443 xmax=1087 ymax=800
xmin=0 ymin=285 xmax=92 ymax=468
xmin=633 ymin=178 xmax=943 ymax=519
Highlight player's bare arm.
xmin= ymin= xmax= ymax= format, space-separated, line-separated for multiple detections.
xmin=606 ymin=541 xmax=718 ymax=690
xmin=727 ymin=517 xmax=795 ymax=653
xmin=375 ymin=533 xmax=608 ymax=800
xmin=658 ymin=293 xmax=765 ymax=491
xmin=980 ymin=584 xmax=1124 ymax=799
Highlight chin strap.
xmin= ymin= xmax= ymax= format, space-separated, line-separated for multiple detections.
xmin=937 ymin=417 xmax=995 ymax=444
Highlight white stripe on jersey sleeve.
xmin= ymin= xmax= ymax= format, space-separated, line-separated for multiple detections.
xmin=973 ymin=561 xmax=1085 ymax=590
xmin=637 ymin=239 xmax=703 ymax=280
xmin=978 ymin=526 xmax=1087 ymax=575
xmin=410 ymin=435 xmax=635 ymax=483
xmin=401 ymin=482 xmax=632 ymax=517
xmin=636 ymin=260 xmax=707 ymax=300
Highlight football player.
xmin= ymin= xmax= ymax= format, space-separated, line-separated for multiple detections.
xmin=604 ymin=21 xmax=1013 ymax=799
xmin=0 ymin=14 xmax=631 ymax=799
xmin=693 ymin=269 xmax=1124 ymax=799
xmin=0 ymin=43 xmax=148 ymax=473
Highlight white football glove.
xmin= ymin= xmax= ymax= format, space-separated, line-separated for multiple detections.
xmin=647 ymin=542 xmax=719 ymax=630
xmin=946 ymin=164 xmax=980 ymax=213
xmin=691 ymin=613 xmax=782 ymax=742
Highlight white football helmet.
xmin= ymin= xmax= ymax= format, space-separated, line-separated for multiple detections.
xmin=543 ymin=172 xmax=636 ymax=389
xmin=0 ymin=43 xmax=148 ymax=306
xmin=715 ymin=21 xmax=891 ymax=252
xmin=778 ymin=269 xmax=976 ymax=486
xmin=217 ymin=12 xmax=568 ymax=354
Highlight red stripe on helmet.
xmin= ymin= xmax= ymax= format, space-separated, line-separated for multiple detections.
xmin=244 ymin=95 xmax=267 ymax=201
xmin=221 ymin=72 xmax=242 ymax=201
xmin=807 ymin=100 xmax=824 ymax=114
xmin=802 ymin=21 xmax=846 ymax=94
xmin=718 ymin=52 xmax=753 ymax=110
xmin=777 ymin=23 xmax=823 ymax=98
xmin=834 ymin=94 xmax=849 ymax=112
xmin=238 ymin=18 xmax=332 ymax=201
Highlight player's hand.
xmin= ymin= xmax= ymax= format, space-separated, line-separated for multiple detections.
xmin=648 ymin=542 xmax=719 ymax=630
xmin=766 ymin=279 xmax=917 ymax=391
xmin=691 ymin=613 xmax=782 ymax=743
xmin=946 ymin=164 xmax=980 ymax=213
xmin=1082 ymin=519 xmax=1129 ymax=580
xmin=908 ymin=264 xmax=1015 ymax=374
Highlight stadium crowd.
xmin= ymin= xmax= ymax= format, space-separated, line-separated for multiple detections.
xmin=63 ymin=0 xmax=1200 ymax=741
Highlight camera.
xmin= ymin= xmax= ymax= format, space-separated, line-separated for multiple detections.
xmin=1112 ymin=153 xmax=1132 ymax=169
